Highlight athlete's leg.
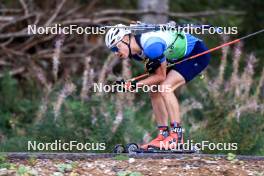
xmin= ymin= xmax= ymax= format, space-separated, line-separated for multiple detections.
xmin=140 ymin=90 xmax=170 ymax=150
xmin=144 ymin=70 xmax=185 ymax=150
xmin=160 ymin=70 xmax=185 ymax=123
xmin=158 ymin=41 xmax=211 ymax=148
xmin=149 ymin=91 xmax=168 ymax=126
xmin=150 ymin=70 xmax=185 ymax=149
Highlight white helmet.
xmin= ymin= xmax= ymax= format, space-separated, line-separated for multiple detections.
xmin=105 ymin=24 xmax=131 ymax=48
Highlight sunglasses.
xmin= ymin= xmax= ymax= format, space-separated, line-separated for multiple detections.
xmin=110 ymin=46 xmax=119 ymax=53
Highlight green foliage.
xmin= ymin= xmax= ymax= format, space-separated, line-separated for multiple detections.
xmin=0 ymin=74 xmax=40 ymax=139
xmin=16 ymin=164 xmax=38 ymax=175
xmin=1 ymin=58 xmax=264 ymax=155
xmin=117 ymin=171 xmax=143 ymax=176
xmin=0 ymin=154 xmax=6 ymax=163
xmin=182 ymin=84 xmax=264 ymax=154
xmin=181 ymin=51 xmax=264 ymax=155
xmin=227 ymin=153 xmax=236 ymax=161
xmin=0 ymin=74 xmax=151 ymax=152
xmin=17 ymin=165 xmax=28 ymax=175
xmin=56 ymin=163 xmax=73 ymax=173
xmin=0 ymin=137 xmax=35 ymax=152
xmin=0 ymin=154 xmax=16 ymax=169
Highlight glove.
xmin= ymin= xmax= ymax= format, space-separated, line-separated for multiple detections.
xmin=145 ymin=59 xmax=161 ymax=73
xmin=115 ymin=79 xmax=125 ymax=85
xmin=115 ymin=79 xmax=138 ymax=91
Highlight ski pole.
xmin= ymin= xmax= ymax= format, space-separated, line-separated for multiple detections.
xmin=127 ymin=73 xmax=149 ymax=82
xmin=127 ymin=28 xmax=264 ymax=82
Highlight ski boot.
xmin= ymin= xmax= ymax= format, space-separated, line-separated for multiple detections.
xmin=156 ymin=125 xmax=184 ymax=151
xmin=140 ymin=126 xmax=169 ymax=150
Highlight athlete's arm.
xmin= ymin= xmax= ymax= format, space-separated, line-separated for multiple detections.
xmin=136 ymin=40 xmax=167 ymax=86
xmin=137 ymin=61 xmax=166 ymax=86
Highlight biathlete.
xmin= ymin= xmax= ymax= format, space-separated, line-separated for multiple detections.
xmin=105 ymin=24 xmax=210 ymax=150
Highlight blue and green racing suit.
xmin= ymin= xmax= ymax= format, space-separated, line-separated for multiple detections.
xmin=132 ymin=30 xmax=210 ymax=82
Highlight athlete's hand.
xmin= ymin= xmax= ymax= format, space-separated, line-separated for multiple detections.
xmin=145 ymin=59 xmax=161 ymax=74
xmin=115 ymin=79 xmax=138 ymax=91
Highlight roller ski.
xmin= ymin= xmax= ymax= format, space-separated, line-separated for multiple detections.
xmin=113 ymin=126 xmax=200 ymax=154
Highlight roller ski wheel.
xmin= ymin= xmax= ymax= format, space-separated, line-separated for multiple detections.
xmin=113 ymin=144 xmax=125 ymax=153
xmin=125 ymin=143 xmax=139 ymax=154
xmin=192 ymin=144 xmax=202 ymax=154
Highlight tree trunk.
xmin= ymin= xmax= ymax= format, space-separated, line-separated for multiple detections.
xmin=138 ymin=0 xmax=169 ymax=23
